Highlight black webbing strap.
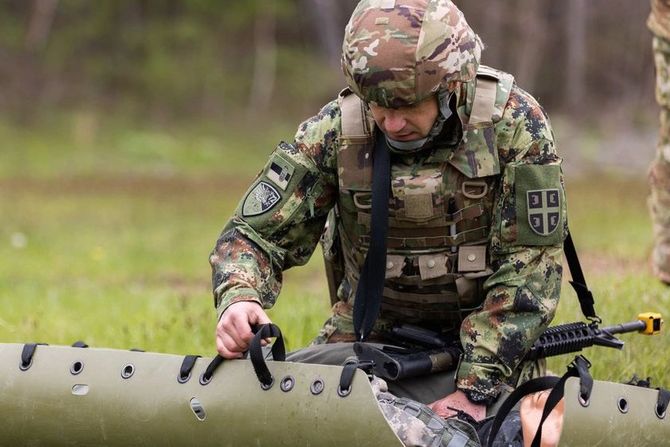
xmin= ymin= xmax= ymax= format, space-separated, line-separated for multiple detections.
xmin=201 ymin=355 xmax=225 ymax=384
xmin=338 ymin=360 xmax=359 ymax=396
xmin=249 ymin=323 xmax=286 ymax=387
xmin=656 ymin=388 xmax=670 ymax=417
xmin=178 ymin=355 xmax=201 ymax=383
xmin=353 ymin=132 xmax=390 ymax=341
xmin=564 ymin=232 xmax=600 ymax=322
xmin=529 ymin=355 xmax=593 ymax=447
xmin=485 ymin=376 xmax=560 ymax=447
xmin=19 ymin=343 xmax=47 ymax=371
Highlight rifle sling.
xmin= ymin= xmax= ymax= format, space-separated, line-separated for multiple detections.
xmin=564 ymin=232 xmax=599 ymax=321
xmin=353 ymin=132 xmax=390 ymax=341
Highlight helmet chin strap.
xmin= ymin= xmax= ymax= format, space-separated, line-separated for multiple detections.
xmin=384 ymin=90 xmax=455 ymax=153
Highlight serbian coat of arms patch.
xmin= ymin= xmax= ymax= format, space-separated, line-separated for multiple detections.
xmin=242 ymin=181 xmax=281 ymax=217
xmin=527 ymin=189 xmax=561 ymax=236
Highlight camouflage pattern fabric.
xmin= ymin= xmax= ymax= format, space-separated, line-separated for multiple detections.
xmin=210 ymin=74 xmax=565 ymax=403
xmin=648 ymin=8 xmax=670 ymax=282
xmin=371 ymin=377 xmax=481 ymax=447
xmin=648 ymin=0 xmax=670 ymax=41
xmin=341 ymin=0 xmax=482 ymax=108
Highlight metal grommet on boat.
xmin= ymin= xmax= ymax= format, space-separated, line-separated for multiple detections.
xmin=177 ymin=372 xmax=191 ymax=384
xmin=578 ymin=392 xmax=590 ymax=408
xmin=260 ymin=377 xmax=275 ymax=391
xmin=121 ymin=363 xmax=135 ymax=379
xmin=337 ymin=385 xmax=352 ymax=398
xmin=70 ymin=361 xmax=84 ymax=376
xmin=310 ymin=379 xmax=325 ymax=396
xmin=19 ymin=359 xmax=32 ymax=371
xmin=199 ymin=373 xmax=212 ymax=386
xmin=617 ymin=397 xmax=629 ymax=414
xmin=280 ymin=375 xmax=295 ymax=392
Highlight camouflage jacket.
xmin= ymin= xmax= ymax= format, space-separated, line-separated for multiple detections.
xmin=649 ymin=0 xmax=670 ymax=41
xmin=210 ymin=75 xmax=566 ymax=401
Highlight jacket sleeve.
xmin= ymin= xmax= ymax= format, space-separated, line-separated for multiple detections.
xmin=456 ymin=86 xmax=566 ymax=402
xmin=209 ymin=101 xmax=340 ymax=321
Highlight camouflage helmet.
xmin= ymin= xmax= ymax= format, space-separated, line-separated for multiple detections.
xmin=341 ymin=0 xmax=482 ymax=109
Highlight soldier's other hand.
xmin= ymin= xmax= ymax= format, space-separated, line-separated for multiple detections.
xmin=428 ymin=389 xmax=486 ymax=422
xmin=216 ymin=301 xmax=272 ymax=359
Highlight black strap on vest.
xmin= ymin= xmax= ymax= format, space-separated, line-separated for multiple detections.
xmin=353 ymin=132 xmax=390 ymax=341
xmin=564 ymin=232 xmax=600 ymax=322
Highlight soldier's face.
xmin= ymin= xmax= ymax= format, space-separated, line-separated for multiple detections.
xmin=369 ymin=95 xmax=439 ymax=142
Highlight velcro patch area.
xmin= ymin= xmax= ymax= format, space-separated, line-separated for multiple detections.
xmin=514 ymin=164 xmax=565 ymax=245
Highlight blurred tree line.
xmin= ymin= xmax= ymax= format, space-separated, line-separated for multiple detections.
xmin=0 ymin=0 xmax=655 ymax=127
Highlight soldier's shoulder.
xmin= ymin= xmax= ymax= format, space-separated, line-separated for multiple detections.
xmin=295 ymin=98 xmax=342 ymax=144
xmin=292 ymin=97 xmax=343 ymax=170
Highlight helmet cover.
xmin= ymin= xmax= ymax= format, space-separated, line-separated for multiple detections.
xmin=342 ymin=0 xmax=482 ymax=108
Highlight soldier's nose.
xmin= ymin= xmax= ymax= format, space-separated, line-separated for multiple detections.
xmin=383 ymin=113 xmax=406 ymax=133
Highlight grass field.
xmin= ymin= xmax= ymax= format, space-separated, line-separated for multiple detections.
xmin=1 ymin=116 xmax=668 ymax=387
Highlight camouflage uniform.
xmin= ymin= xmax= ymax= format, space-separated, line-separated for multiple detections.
xmin=648 ymin=0 xmax=670 ymax=282
xmin=210 ymin=0 xmax=566 ymax=406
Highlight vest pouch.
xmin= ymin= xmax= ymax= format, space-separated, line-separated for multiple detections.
xmin=456 ymin=246 xmax=491 ymax=307
xmin=457 ymin=246 xmax=487 ymax=272
xmin=418 ymin=254 xmax=449 ymax=280
xmin=396 ymin=193 xmax=440 ymax=223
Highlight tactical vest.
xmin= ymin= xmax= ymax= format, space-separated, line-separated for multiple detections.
xmin=323 ymin=66 xmax=515 ymax=330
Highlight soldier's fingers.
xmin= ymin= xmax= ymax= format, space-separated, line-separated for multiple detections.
xmin=216 ymin=319 xmax=248 ymax=352
xmin=250 ymin=307 xmax=272 ymax=326
xmin=216 ymin=333 xmax=243 ymax=359
xmin=219 ymin=332 xmax=246 ymax=358
xmin=229 ymin=313 xmax=255 ymax=346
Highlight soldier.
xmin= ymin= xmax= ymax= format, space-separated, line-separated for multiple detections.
xmin=648 ymin=0 xmax=670 ymax=283
xmin=210 ymin=0 xmax=566 ymax=426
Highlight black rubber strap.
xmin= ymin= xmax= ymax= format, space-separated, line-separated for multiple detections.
xmin=656 ymin=388 xmax=670 ymax=416
xmin=353 ymin=132 xmax=390 ymax=341
xmin=20 ymin=343 xmax=47 ymax=370
xmin=249 ymin=323 xmax=286 ymax=387
xmin=485 ymin=376 xmax=560 ymax=447
xmin=564 ymin=232 xmax=599 ymax=322
xmin=338 ymin=360 xmax=359 ymax=394
xmin=202 ymin=355 xmax=225 ymax=383
xmin=71 ymin=341 xmax=89 ymax=348
xmin=178 ymin=355 xmax=201 ymax=383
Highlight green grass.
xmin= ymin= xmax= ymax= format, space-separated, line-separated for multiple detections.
xmin=1 ymin=120 xmax=668 ymax=388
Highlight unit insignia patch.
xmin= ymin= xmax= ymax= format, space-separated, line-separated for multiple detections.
xmin=242 ymin=181 xmax=281 ymax=217
xmin=527 ymin=189 xmax=560 ymax=236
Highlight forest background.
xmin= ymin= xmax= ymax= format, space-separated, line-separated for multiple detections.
xmin=1 ymin=0 xmax=668 ymax=383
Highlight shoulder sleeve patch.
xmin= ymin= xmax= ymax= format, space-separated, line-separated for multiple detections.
xmin=242 ymin=181 xmax=282 ymax=217
xmin=513 ymin=164 xmax=565 ymax=246
xmin=239 ymin=143 xmax=309 ymax=220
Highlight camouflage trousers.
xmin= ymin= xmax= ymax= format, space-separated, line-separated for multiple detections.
xmin=371 ymin=377 xmax=481 ymax=447
xmin=648 ymin=35 xmax=670 ymax=282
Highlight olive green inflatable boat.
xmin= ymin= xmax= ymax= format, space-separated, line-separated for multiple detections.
xmin=0 ymin=339 xmax=403 ymax=446
xmin=1 ymin=327 xmax=668 ymax=446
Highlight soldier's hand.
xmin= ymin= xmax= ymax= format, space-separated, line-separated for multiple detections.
xmin=216 ymin=301 xmax=272 ymax=359
xmin=428 ymin=389 xmax=486 ymax=422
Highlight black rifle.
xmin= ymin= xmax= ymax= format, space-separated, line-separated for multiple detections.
xmin=354 ymin=314 xmax=663 ymax=381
